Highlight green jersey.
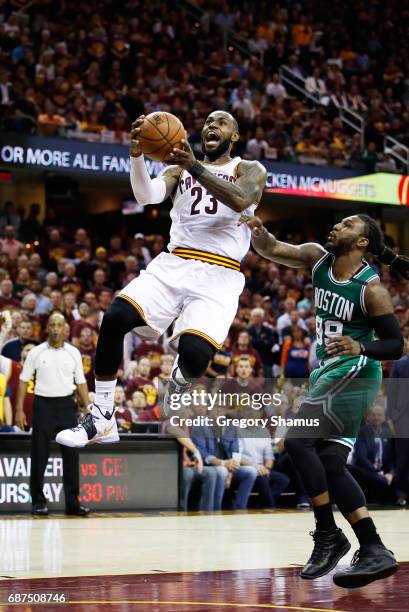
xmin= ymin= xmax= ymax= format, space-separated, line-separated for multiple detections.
xmin=313 ymin=252 xmax=379 ymax=363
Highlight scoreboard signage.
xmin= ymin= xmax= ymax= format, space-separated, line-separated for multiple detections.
xmin=0 ymin=438 xmax=180 ymax=512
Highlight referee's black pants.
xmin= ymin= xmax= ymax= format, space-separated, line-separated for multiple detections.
xmin=30 ymin=395 xmax=80 ymax=510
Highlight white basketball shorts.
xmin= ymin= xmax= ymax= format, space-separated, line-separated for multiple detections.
xmin=118 ymin=251 xmax=245 ymax=349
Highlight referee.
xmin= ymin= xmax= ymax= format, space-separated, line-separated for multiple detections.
xmin=15 ymin=312 xmax=90 ymax=516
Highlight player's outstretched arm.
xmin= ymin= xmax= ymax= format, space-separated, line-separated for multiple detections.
xmin=168 ymin=141 xmax=266 ymax=212
xmin=239 ymin=215 xmax=325 ymax=269
xmin=129 ymin=116 xmax=179 ymax=205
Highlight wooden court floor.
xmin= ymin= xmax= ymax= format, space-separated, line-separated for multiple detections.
xmin=0 ymin=509 xmax=407 ymax=611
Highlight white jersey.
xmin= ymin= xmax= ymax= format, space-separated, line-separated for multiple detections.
xmin=168 ymin=157 xmax=256 ymax=262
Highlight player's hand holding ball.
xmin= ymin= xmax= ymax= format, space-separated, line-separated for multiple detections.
xmin=326 ymin=335 xmax=361 ymax=357
xmin=168 ymin=139 xmax=197 ymax=170
xmin=130 ymin=115 xmax=145 ymax=157
xmin=130 ymin=112 xmax=187 ymax=162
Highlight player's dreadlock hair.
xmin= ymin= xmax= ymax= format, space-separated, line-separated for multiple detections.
xmin=358 ymin=214 xmax=409 ymax=279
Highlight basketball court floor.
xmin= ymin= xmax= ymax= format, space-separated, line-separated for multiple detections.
xmin=0 ymin=509 xmax=407 ymax=611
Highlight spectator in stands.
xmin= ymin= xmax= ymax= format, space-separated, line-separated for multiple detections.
xmin=126 ymin=357 xmax=158 ymax=409
xmin=114 ymin=385 xmax=133 ymax=433
xmin=37 ymin=99 xmax=65 ymax=136
xmin=131 ymin=233 xmax=152 ymax=269
xmin=153 ymin=354 xmax=174 ymax=406
xmin=388 ymin=352 xmax=409 ymax=506
xmin=349 ymin=405 xmax=395 ymax=504
xmin=2 ymin=319 xmax=34 ymax=361
xmin=230 ymin=331 xmax=264 ymax=378
xmin=0 ymin=225 xmax=22 ymax=261
xmin=265 ymin=73 xmax=287 ymax=99
xmin=130 ymin=389 xmax=159 ymax=422
xmin=192 ymin=420 xmax=257 ymax=510
xmin=281 ymin=327 xmax=310 ymax=381
xmin=0 ymin=201 xmax=20 ymax=233
xmin=163 ymin=410 xmax=217 ymax=512
xmin=305 ymin=68 xmax=327 ymax=98
xmin=239 ymin=423 xmax=290 ymax=508
xmin=247 ymin=308 xmax=277 ymax=377
xmin=0 ymin=279 xmax=20 ymax=310
xmin=297 ymin=283 xmax=314 ymax=314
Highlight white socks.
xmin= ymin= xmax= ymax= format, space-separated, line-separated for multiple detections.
xmin=94 ymin=379 xmax=117 ymax=417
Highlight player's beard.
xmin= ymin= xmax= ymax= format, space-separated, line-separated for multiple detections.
xmin=202 ymin=138 xmax=231 ymax=161
xmin=324 ymin=239 xmax=353 ymax=256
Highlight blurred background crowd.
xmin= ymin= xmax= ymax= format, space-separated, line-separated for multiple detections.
xmin=0 ymin=0 xmax=408 ymax=171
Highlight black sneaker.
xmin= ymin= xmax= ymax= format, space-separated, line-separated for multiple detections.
xmin=333 ymin=545 xmax=399 ymax=589
xmin=32 ymin=503 xmax=49 ymax=516
xmin=65 ymin=505 xmax=90 ymax=517
xmin=301 ymin=527 xmax=351 ymax=579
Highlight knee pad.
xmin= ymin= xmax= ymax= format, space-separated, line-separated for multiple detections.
xmin=178 ymin=333 xmax=216 ymax=378
xmin=102 ymin=298 xmax=145 ymax=333
xmin=319 ymin=451 xmax=347 ymax=482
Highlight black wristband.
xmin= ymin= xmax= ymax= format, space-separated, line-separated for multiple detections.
xmin=189 ymin=161 xmax=205 ymax=178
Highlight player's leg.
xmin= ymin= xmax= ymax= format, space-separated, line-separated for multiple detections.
xmin=318 ymin=440 xmax=399 ymax=587
xmin=57 ymin=254 xmax=183 ymax=447
xmin=56 ymin=298 xmax=144 ymax=447
xmin=284 ymin=429 xmax=351 ymax=579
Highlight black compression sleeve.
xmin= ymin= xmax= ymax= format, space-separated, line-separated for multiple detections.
xmin=361 ymin=313 xmax=404 ymax=360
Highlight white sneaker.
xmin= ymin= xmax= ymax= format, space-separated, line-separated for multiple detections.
xmin=55 ymin=404 xmax=120 ymax=448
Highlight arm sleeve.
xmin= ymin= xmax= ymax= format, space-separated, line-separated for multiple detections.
xmin=361 ymin=314 xmax=404 ymax=360
xmin=130 ymin=156 xmax=167 ymax=205
xmin=20 ymin=349 xmax=36 ymax=382
xmin=73 ymin=349 xmax=86 ymax=385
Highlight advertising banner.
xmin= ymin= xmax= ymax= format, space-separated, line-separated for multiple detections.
xmin=0 ymin=133 xmax=408 ymax=206
xmin=264 ymin=162 xmax=409 ymax=206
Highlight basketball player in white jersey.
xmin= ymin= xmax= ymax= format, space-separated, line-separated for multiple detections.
xmin=56 ymin=110 xmax=266 ymax=447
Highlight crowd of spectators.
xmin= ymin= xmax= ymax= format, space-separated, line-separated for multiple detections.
xmin=0 ymin=200 xmax=408 ymax=511
xmin=0 ymin=0 xmax=408 ymax=171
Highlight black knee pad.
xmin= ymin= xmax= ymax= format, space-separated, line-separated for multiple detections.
xmin=95 ymin=298 xmax=145 ymax=376
xmin=102 ymin=297 xmax=145 ymax=333
xmin=318 ymin=444 xmax=349 ymax=483
xmin=178 ymin=333 xmax=216 ymax=378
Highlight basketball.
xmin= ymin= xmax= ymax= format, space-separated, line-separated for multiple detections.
xmin=137 ymin=112 xmax=187 ymax=162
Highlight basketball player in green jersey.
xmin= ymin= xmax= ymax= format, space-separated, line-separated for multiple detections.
xmin=240 ymin=212 xmax=409 ymax=588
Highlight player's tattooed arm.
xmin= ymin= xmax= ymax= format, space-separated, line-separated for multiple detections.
xmin=168 ymin=141 xmax=266 ymax=212
xmin=239 ymin=215 xmax=325 ymax=269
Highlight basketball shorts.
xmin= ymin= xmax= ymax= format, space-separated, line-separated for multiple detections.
xmin=118 ymin=251 xmax=245 ymax=349
xmin=292 ymin=356 xmax=382 ymax=449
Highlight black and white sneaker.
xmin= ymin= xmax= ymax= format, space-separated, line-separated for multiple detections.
xmin=55 ymin=403 xmax=119 ymax=448
xmin=333 ymin=545 xmax=399 ymax=588
xmin=161 ymin=370 xmax=191 ymax=416
xmin=300 ymin=527 xmax=351 ymax=579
